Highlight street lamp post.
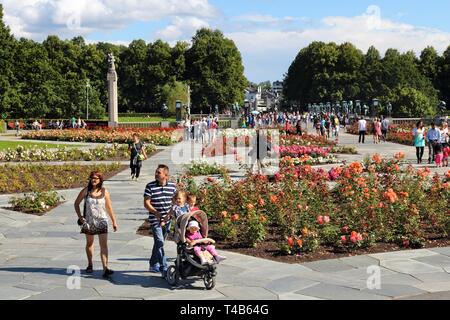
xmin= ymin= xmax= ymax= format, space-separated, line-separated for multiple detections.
xmin=86 ymin=79 xmax=90 ymax=120
xmin=372 ymin=98 xmax=379 ymax=117
xmin=387 ymin=102 xmax=392 ymax=118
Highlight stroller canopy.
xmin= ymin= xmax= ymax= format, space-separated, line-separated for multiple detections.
xmin=175 ymin=210 xmax=209 ymax=244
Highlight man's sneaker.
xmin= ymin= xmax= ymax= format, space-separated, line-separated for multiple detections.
xmin=102 ymin=268 xmax=114 ymax=278
xmin=214 ymin=255 xmax=227 ymax=264
xmin=135 ymin=177 xmax=139 ymax=182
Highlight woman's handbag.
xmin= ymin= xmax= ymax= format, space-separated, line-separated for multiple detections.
xmin=77 ymin=187 xmax=90 ymax=226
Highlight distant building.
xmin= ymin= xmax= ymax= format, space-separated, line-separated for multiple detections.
xmin=244 ymin=83 xmax=282 ymax=112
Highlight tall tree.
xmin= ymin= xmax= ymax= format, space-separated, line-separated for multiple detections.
xmin=0 ymin=4 xmax=17 ymax=117
xmin=185 ymin=28 xmax=247 ymax=112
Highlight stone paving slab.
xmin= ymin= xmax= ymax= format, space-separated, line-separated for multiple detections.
xmin=0 ymin=286 xmax=38 ymax=300
xmin=295 ymin=283 xmax=389 ymax=300
xmin=338 ymin=255 xmax=380 ymax=268
xmin=301 ymin=259 xmax=357 ymax=273
xmin=216 ymin=286 xmax=279 ymax=300
xmin=264 ymin=276 xmax=319 ymax=294
xmin=381 ymin=259 xmax=444 ymax=274
xmin=25 ymin=287 xmax=100 ymax=300
xmin=412 ymin=255 xmax=450 ymax=268
xmin=360 ymin=284 xmax=427 ymax=298
xmin=410 ymin=272 xmax=450 ymax=283
xmin=413 ymin=281 xmax=450 ymax=293
xmin=369 ymin=249 xmax=439 ymax=261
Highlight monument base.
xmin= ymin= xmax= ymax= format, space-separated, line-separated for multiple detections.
xmin=108 ymin=121 xmax=118 ymax=128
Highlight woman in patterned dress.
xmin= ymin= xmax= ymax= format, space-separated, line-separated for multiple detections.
xmin=74 ymin=171 xmax=118 ymax=278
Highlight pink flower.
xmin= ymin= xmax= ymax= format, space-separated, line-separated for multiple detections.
xmin=350 ymin=235 xmax=358 ymax=243
xmin=341 ymin=236 xmax=347 ymax=244
xmin=316 ymin=215 xmax=324 ymax=225
xmin=323 ymin=216 xmax=330 ymax=223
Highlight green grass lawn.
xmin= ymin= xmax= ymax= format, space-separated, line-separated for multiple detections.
xmin=0 ymin=141 xmax=85 ymax=151
xmin=116 ymin=117 xmax=177 ymax=123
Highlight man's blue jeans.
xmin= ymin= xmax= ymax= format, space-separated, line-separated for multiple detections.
xmin=149 ymin=221 xmax=171 ymax=272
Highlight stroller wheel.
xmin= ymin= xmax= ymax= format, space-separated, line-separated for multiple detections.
xmin=203 ymin=272 xmax=216 ymax=290
xmin=166 ymin=265 xmax=178 ymax=286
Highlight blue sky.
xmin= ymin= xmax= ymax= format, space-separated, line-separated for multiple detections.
xmin=3 ymin=0 xmax=450 ymax=83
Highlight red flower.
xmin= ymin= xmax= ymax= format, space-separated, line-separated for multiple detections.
xmin=287 ymin=237 xmax=294 ymax=247
xmin=402 ymin=239 xmax=410 ymax=248
xmin=258 ymin=198 xmax=265 ymax=206
xmin=316 ymin=215 xmax=324 ymax=225
xmin=342 ymin=226 xmax=349 ymax=233
xmin=231 ymin=214 xmax=239 ymax=222
xmin=341 ymin=235 xmax=347 ymax=244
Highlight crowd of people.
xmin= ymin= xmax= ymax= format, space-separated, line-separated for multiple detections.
xmin=74 ymin=164 xmax=225 ymax=279
xmin=181 ymin=115 xmax=220 ymax=143
xmin=413 ymin=120 xmax=449 ymax=166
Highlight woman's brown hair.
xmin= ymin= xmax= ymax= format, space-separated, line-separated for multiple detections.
xmin=88 ymin=171 xmax=104 ymax=190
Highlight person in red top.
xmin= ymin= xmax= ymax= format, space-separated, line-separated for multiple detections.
xmin=443 ymin=145 xmax=450 ymax=167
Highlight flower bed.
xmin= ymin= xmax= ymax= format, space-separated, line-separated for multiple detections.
xmin=21 ymin=128 xmax=181 ymax=146
xmin=346 ymin=122 xmax=415 ymax=146
xmin=183 ymin=160 xmax=229 ymax=176
xmin=179 ymin=154 xmax=449 ymax=256
xmin=7 ymin=190 xmax=65 ymax=215
xmin=0 ymin=143 xmax=156 ymax=162
xmin=0 ymin=163 xmax=126 ymax=194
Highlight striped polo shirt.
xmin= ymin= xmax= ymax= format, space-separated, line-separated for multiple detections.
xmin=144 ymin=180 xmax=177 ymax=227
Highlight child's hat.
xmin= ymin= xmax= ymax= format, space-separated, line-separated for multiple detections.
xmin=187 ymin=220 xmax=199 ymax=229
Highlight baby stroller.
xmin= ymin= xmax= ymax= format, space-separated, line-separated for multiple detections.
xmin=166 ymin=210 xmax=217 ymax=290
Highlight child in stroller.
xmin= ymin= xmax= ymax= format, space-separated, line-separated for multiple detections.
xmin=165 ymin=210 xmax=225 ymax=290
xmin=185 ymin=220 xmax=226 ymax=265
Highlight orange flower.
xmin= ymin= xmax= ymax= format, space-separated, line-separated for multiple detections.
xmin=247 ymin=203 xmax=255 ymax=210
xmin=394 ymin=152 xmax=405 ymax=160
xmin=270 ymin=195 xmax=278 ymax=204
xmin=231 ymin=214 xmax=239 ymax=222
xmin=384 ymin=188 xmax=398 ymax=203
xmin=296 ymin=239 xmax=303 ymax=247
xmin=372 ymin=154 xmax=382 ymax=164
xmin=221 ymin=211 xmax=228 ymax=218
xmin=260 ymin=215 xmax=267 ymax=223
xmin=287 ymin=237 xmax=294 ymax=247
xmin=399 ymin=191 xmax=409 ymax=198
xmin=301 ymin=227 xmax=309 ymax=236
xmin=349 ymin=162 xmax=364 ymax=174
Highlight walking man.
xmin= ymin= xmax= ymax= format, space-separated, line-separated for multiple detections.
xmin=358 ymin=116 xmax=367 ymax=143
xmin=381 ymin=116 xmax=390 ymax=142
xmin=426 ymin=123 xmax=441 ymax=164
xmin=144 ymin=164 xmax=177 ymax=278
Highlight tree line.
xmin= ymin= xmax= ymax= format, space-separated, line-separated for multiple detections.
xmin=283 ymin=41 xmax=450 ymax=117
xmin=0 ymin=5 xmax=247 ymax=119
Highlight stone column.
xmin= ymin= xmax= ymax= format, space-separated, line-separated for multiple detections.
xmin=107 ymin=53 xmax=118 ymax=127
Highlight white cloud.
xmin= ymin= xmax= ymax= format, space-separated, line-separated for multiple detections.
xmin=227 ymin=14 xmax=450 ymax=82
xmin=2 ymin=0 xmax=219 ymax=40
xmin=155 ymin=16 xmax=210 ymax=42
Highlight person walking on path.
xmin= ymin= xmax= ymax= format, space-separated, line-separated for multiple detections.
xmin=412 ymin=121 xmax=426 ymax=164
xmin=358 ymin=117 xmax=367 ymax=144
xmin=144 ymin=164 xmax=177 ymax=278
xmin=381 ymin=116 xmax=389 ymax=142
xmin=14 ymin=120 xmax=20 ymax=136
xmin=74 ymin=171 xmax=118 ymax=278
xmin=373 ymin=118 xmax=382 ymax=144
xmin=426 ymin=123 xmax=441 ymax=164
xmin=128 ymin=133 xmax=148 ymax=181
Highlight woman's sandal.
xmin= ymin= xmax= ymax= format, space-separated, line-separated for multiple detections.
xmin=85 ymin=265 xmax=93 ymax=274
xmin=102 ymin=268 xmax=114 ymax=278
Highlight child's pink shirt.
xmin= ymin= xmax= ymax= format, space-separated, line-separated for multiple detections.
xmin=186 ymin=230 xmax=203 ymax=241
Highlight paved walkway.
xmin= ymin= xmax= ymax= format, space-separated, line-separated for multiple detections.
xmin=0 ymin=130 xmax=449 ymax=300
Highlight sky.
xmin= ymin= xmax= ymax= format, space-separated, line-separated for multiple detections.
xmin=2 ymin=0 xmax=450 ymax=83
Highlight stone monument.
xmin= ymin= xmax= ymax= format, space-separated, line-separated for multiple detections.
xmin=107 ymin=53 xmax=118 ymax=127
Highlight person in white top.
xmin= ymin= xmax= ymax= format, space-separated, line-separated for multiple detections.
xmin=358 ymin=117 xmax=367 ymax=144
